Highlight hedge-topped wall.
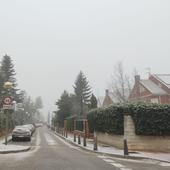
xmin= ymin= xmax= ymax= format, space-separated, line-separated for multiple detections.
xmin=87 ymin=104 xmax=124 ymax=135
xmin=87 ymin=102 xmax=170 ymax=136
xmin=127 ymin=103 xmax=170 ymax=136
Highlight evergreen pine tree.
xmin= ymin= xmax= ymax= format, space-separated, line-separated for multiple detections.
xmin=73 ymin=71 xmax=91 ymax=116
xmin=0 ymin=55 xmax=20 ymax=102
xmin=55 ymin=90 xmax=72 ymax=127
xmin=89 ymin=94 xmax=98 ymax=109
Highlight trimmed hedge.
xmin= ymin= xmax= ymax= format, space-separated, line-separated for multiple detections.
xmin=87 ymin=104 xmax=124 ymax=135
xmin=87 ymin=102 xmax=170 ymax=136
xmin=126 ymin=103 xmax=170 ymax=136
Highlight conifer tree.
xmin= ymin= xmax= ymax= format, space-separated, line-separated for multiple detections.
xmin=0 ymin=55 xmax=20 ymax=102
xmin=73 ymin=71 xmax=91 ymax=116
xmin=89 ymin=94 xmax=98 ymax=109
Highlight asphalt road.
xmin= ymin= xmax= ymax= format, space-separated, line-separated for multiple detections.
xmin=0 ymin=127 xmax=169 ymax=170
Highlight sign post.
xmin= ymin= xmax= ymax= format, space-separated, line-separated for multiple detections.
xmin=3 ymin=97 xmax=13 ymax=145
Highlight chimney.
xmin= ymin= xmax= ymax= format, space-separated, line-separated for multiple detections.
xmin=135 ymin=75 xmax=140 ymax=83
xmin=105 ymin=89 xmax=109 ymax=96
xmin=135 ymin=75 xmax=140 ymax=99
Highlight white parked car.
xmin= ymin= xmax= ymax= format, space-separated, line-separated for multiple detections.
xmin=12 ymin=126 xmax=31 ymax=141
xmin=22 ymin=124 xmax=35 ymax=135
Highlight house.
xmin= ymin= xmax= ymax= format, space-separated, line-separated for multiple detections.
xmin=129 ymin=74 xmax=170 ymax=104
xmin=98 ymin=90 xmax=114 ymax=108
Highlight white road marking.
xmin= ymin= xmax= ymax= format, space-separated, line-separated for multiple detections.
xmin=44 ymin=133 xmax=57 ymax=146
xmin=103 ymin=159 xmax=115 ymax=163
xmin=159 ymin=162 xmax=170 ymax=167
xmin=35 ymin=130 xmax=41 ymax=146
xmin=110 ymin=163 xmax=125 ymax=168
xmin=97 ymin=155 xmax=108 ymax=159
xmin=120 ymin=168 xmax=132 ymax=170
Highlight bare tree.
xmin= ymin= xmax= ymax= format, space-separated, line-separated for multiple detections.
xmin=110 ymin=61 xmax=132 ymax=103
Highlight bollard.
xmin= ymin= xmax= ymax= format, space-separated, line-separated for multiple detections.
xmin=78 ymin=135 xmax=81 ymax=145
xmin=66 ymin=131 xmax=68 ymax=138
xmin=74 ymin=133 xmax=76 ymax=142
xmin=124 ymin=139 xmax=129 ymax=156
xmin=83 ymin=134 xmax=86 ymax=147
xmin=93 ymin=131 xmax=98 ymax=151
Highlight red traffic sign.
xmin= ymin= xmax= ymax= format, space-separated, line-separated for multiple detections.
xmin=3 ymin=97 xmax=12 ymax=105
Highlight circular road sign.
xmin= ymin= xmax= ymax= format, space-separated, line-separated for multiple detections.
xmin=3 ymin=97 xmax=12 ymax=105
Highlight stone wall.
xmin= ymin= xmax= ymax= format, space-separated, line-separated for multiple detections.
xmin=97 ymin=115 xmax=170 ymax=152
xmin=124 ymin=115 xmax=170 ymax=152
xmin=96 ymin=132 xmax=123 ymax=149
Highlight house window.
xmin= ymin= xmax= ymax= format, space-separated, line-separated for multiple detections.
xmin=151 ymin=98 xmax=159 ymax=103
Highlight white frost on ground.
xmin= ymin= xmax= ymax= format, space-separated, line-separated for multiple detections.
xmin=0 ymin=144 xmax=30 ymax=152
xmin=53 ymin=131 xmax=170 ymax=163
xmin=35 ymin=130 xmax=41 ymax=146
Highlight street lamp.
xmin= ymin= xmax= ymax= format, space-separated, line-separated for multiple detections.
xmin=3 ymin=81 xmax=13 ymax=145
xmin=3 ymin=82 xmax=13 ymax=90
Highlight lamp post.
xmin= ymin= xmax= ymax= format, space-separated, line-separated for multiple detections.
xmin=3 ymin=81 xmax=13 ymax=145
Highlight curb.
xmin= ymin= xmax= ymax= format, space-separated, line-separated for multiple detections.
xmin=0 ymin=146 xmax=31 ymax=154
xmin=53 ymin=131 xmax=170 ymax=163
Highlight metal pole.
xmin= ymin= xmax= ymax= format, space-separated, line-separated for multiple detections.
xmin=83 ymin=134 xmax=86 ymax=147
xmin=93 ymin=130 xmax=98 ymax=151
xmin=74 ymin=133 xmax=76 ymax=142
xmin=124 ymin=139 xmax=129 ymax=156
xmin=93 ymin=117 xmax=98 ymax=151
xmin=78 ymin=135 xmax=81 ymax=145
xmin=5 ymin=110 xmax=9 ymax=145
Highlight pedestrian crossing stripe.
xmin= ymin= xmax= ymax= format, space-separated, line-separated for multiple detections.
xmin=159 ymin=162 xmax=170 ymax=167
xmin=103 ymin=159 xmax=115 ymax=163
xmin=110 ymin=163 xmax=125 ymax=168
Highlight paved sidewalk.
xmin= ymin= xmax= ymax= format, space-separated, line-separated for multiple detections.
xmin=0 ymin=135 xmax=31 ymax=154
xmin=54 ymin=131 xmax=170 ymax=163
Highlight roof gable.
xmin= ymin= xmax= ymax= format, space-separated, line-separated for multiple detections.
xmin=140 ymin=79 xmax=167 ymax=95
xmin=153 ymin=74 xmax=170 ymax=88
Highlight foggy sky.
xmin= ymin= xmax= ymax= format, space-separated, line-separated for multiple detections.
xmin=0 ymin=0 xmax=170 ymax=116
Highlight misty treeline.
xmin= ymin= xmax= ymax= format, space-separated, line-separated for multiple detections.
xmin=0 ymin=55 xmax=43 ymax=132
xmin=52 ymin=71 xmax=97 ymax=128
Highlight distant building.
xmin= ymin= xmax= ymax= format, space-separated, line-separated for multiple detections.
xmin=98 ymin=90 xmax=114 ymax=108
xmin=129 ymin=74 xmax=170 ymax=104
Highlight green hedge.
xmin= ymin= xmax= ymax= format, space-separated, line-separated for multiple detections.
xmin=87 ymin=104 xmax=124 ymax=135
xmin=87 ymin=102 xmax=170 ymax=136
xmin=126 ymin=103 xmax=170 ymax=136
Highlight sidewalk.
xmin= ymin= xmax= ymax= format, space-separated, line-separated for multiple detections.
xmin=54 ymin=131 xmax=170 ymax=163
xmin=0 ymin=134 xmax=31 ymax=154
